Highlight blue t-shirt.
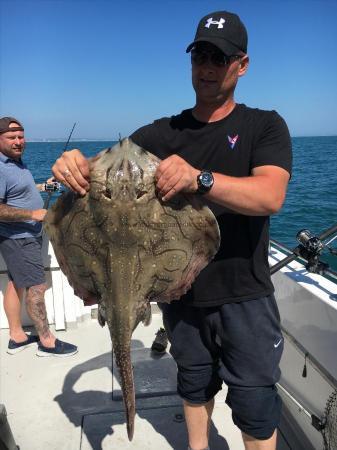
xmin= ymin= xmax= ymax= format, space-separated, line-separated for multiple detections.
xmin=0 ymin=152 xmax=44 ymax=238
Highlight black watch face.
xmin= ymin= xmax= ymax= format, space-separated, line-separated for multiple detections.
xmin=201 ymin=172 xmax=213 ymax=188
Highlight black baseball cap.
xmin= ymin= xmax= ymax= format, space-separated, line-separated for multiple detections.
xmin=0 ymin=117 xmax=24 ymax=134
xmin=186 ymin=11 xmax=248 ymax=55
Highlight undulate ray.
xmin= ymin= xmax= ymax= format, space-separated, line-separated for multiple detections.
xmin=44 ymin=138 xmax=220 ymax=440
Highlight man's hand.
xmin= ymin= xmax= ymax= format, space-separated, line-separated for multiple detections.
xmin=36 ymin=178 xmax=57 ymax=192
xmin=155 ymin=155 xmax=199 ymax=201
xmin=52 ymin=149 xmax=90 ymax=196
xmin=36 ymin=183 xmax=45 ymax=192
xmin=31 ymin=209 xmax=47 ymax=222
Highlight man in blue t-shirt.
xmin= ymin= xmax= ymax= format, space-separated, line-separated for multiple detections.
xmin=0 ymin=116 xmax=77 ymax=357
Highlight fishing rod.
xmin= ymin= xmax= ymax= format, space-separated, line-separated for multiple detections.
xmin=270 ymin=221 xmax=337 ymax=275
xmin=43 ymin=122 xmax=77 ymax=209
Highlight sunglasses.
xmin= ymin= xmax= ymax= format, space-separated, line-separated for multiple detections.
xmin=191 ymin=48 xmax=241 ymax=67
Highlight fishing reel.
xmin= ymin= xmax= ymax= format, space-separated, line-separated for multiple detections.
xmin=44 ymin=181 xmax=62 ymax=192
xmin=270 ymin=222 xmax=337 ymax=275
xmin=296 ymin=229 xmax=325 ymax=255
xmin=296 ymin=229 xmax=336 ymax=274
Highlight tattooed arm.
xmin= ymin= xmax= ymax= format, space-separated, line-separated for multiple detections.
xmin=0 ymin=203 xmax=47 ymax=222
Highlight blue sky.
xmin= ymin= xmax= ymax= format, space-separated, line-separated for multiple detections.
xmin=1 ymin=0 xmax=337 ymax=140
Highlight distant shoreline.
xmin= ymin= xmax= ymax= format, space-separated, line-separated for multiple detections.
xmin=26 ymin=136 xmax=337 ymax=143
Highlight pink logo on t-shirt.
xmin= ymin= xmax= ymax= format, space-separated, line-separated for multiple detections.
xmin=228 ymin=134 xmax=239 ymax=149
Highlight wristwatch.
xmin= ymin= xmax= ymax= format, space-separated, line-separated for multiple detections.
xmin=196 ymin=171 xmax=214 ymax=195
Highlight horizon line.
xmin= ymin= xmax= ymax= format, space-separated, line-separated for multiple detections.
xmin=26 ymin=134 xmax=337 ymax=142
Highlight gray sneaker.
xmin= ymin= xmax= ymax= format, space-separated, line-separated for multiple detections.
xmin=36 ymin=339 xmax=78 ymax=357
xmin=151 ymin=327 xmax=168 ymax=353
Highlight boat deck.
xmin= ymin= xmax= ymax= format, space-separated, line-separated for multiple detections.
xmin=1 ymin=310 xmax=300 ymax=449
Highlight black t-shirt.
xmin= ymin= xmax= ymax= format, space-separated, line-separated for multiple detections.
xmin=130 ymin=103 xmax=292 ymax=306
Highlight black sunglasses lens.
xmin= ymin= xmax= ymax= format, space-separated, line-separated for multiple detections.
xmin=191 ymin=49 xmax=229 ymax=66
xmin=211 ymin=53 xmax=229 ymax=66
xmin=191 ymin=50 xmax=206 ymax=65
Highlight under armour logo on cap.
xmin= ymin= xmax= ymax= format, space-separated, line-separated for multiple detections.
xmin=205 ymin=17 xmax=225 ymax=29
xmin=186 ymin=10 xmax=248 ymax=56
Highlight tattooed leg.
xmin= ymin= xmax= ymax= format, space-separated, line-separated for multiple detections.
xmin=25 ymin=283 xmax=56 ymax=347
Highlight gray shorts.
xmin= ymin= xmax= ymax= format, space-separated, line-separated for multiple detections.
xmin=160 ymin=295 xmax=283 ymax=440
xmin=0 ymin=236 xmax=45 ymax=288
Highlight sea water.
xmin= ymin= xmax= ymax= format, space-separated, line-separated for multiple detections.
xmin=24 ymin=136 xmax=337 ymax=271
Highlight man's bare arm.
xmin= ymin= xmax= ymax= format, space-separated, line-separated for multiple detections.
xmin=155 ymin=155 xmax=290 ymax=216
xmin=0 ymin=203 xmax=47 ymax=222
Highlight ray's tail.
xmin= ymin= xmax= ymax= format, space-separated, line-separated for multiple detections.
xmin=113 ymin=343 xmax=135 ymax=441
